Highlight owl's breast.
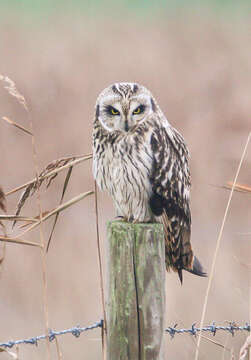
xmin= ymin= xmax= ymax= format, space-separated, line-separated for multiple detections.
xmin=93 ymin=133 xmax=154 ymax=222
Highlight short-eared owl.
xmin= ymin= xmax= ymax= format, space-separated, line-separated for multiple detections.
xmin=93 ymin=82 xmax=206 ymax=283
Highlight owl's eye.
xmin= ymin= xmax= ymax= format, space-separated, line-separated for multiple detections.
xmin=106 ymin=105 xmax=120 ymax=116
xmin=133 ymin=105 xmax=145 ymax=115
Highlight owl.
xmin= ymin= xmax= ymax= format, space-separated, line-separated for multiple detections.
xmin=93 ymin=82 xmax=206 ymax=283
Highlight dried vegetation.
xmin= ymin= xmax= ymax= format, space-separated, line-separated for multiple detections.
xmin=0 ymin=12 xmax=251 ymax=360
xmin=0 ymin=75 xmax=93 ymax=253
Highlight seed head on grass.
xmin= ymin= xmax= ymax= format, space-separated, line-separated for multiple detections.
xmin=10 ymin=153 xmax=92 ymax=250
xmin=15 ymin=156 xmax=79 ymax=221
xmin=0 ymin=74 xmax=28 ymax=111
xmin=0 ymin=186 xmax=6 ymax=213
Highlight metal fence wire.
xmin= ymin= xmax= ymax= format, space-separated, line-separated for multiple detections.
xmin=0 ymin=321 xmax=250 ymax=349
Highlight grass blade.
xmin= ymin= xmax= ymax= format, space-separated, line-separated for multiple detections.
xmin=19 ymin=211 xmax=51 ymax=229
xmin=94 ymin=181 xmax=107 ymax=359
xmin=0 ymin=346 xmax=18 ymax=359
xmin=13 ymin=155 xmax=91 ymax=226
xmin=13 ymin=185 xmax=33 ymax=227
xmin=0 ymin=215 xmax=38 ymax=223
xmin=195 ymin=132 xmax=251 ymax=360
xmin=0 ymin=236 xmax=42 ymax=248
xmin=46 ymin=165 xmax=73 ymax=252
xmin=0 ymin=222 xmax=6 ymax=266
xmin=6 ymin=155 xmax=92 ymax=197
xmin=239 ymin=335 xmax=251 ymax=360
xmin=2 ymin=116 xmax=33 ymax=136
xmin=17 ymin=191 xmax=94 ymax=238
xmin=225 ymin=182 xmax=251 ymax=194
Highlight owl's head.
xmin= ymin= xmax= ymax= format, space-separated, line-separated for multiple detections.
xmin=95 ymin=82 xmax=158 ymax=132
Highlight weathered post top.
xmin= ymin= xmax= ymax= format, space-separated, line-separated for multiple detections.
xmin=106 ymin=221 xmax=166 ymax=360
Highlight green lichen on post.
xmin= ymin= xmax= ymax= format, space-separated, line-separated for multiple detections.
xmin=107 ymin=222 xmax=138 ymax=359
xmin=133 ymin=224 xmax=165 ymax=359
xmin=106 ymin=221 xmax=165 ymax=360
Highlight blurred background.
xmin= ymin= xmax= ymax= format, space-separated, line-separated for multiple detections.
xmin=0 ymin=1 xmax=251 ymax=359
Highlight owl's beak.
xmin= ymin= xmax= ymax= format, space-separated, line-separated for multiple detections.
xmin=124 ymin=120 xmax=129 ymax=132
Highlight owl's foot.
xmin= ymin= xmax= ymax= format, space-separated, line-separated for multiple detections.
xmin=115 ymin=216 xmax=153 ymax=224
xmin=117 ymin=216 xmax=137 ymax=223
xmin=132 ymin=216 xmax=155 ymax=224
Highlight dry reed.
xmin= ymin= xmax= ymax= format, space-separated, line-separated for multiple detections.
xmin=0 ymin=74 xmax=28 ymax=111
xmin=2 ymin=116 xmax=33 ymax=136
xmin=14 ymin=156 xmax=81 ymax=222
xmin=0 ymin=346 xmax=18 ymax=359
xmin=1 ymin=73 xmax=51 ymax=359
xmin=195 ymin=132 xmax=251 ymax=360
xmin=225 ymin=182 xmax=251 ymax=194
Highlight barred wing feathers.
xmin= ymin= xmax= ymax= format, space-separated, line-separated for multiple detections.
xmin=149 ymin=125 xmax=206 ymax=283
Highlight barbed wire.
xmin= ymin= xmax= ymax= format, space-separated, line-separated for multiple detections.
xmin=0 ymin=321 xmax=103 ymax=349
xmin=166 ymin=322 xmax=250 ymax=338
xmin=0 ymin=321 xmax=250 ymax=349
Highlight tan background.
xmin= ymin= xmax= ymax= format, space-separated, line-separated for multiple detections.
xmin=0 ymin=5 xmax=251 ymax=359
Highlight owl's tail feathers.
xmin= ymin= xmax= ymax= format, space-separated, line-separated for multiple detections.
xmin=178 ymin=256 xmax=207 ymax=284
xmin=185 ymin=256 xmax=207 ymax=277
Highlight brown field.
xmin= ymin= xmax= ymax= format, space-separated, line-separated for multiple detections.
xmin=0 ymin=8 xmax=251 ymax=359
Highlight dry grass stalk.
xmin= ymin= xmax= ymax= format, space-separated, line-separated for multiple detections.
xmin=0 ymin=74 xmax=28 ymax=111
xmin=249 ymin=267 xmax=251 ymax=360
xmin=0 ymin=219 xmax=4 ymax=233
xmin=19 ymin=212 xmax=50 ymax=228
xmin=0 ymin=186 xmax=6 ymax=213
xmin=239 ymin=336 xmax=251 ymax=360
xmin=94 ymin=182 xmax=107 ymax=360
xmin=6 ymin=154 xmax=92 ymax=197
xmin=0 ymin=346 xmax=18 ymax=359
xmin=1 ymin=73 xmax=52 ymax=359
xmin=15 ymin=346 xmax=19 ymax=360
xmin=16 ymin=190 xmax=94 ymax=238
xmin=0 ymin=186 xmax=7 ymax=267
xmin=2 ymin=116 xmax=33 ymax=136
xmin=195 ymin=132 xmax=251 ymax=360
xmin=46 ymin=165 xmax=73 ymax=251
xmin=200 ymin=334 xmax=231 ymax=352
xmin=231 ymin=348 xmax=235 ymax=360
xmin=55 ymin=337 xmax=63 ymax=360
xmin=0 ymin=235 xmax=42 ymax=247
xmin=222 ymin=333 xmax=232 ymax=360
xmin=26 ymin=112 xmax=51 ymax=359
xmin=13 ymin=156 xmax=90 ymax=224
xmin=0 ymin=215 xmax=38 ymax=223
xmin=0 ymin=225 xmax=6 ymax=266
xmin=1 ymin=72 xmax=53 ymax=358
xmin=225 ymin=182 xmax=251 ymax=194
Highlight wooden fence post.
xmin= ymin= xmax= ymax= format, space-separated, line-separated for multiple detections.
xmin=106 ymin=221 xmax=166 ymax=360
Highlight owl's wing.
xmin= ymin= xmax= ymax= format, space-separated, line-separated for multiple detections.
xmin=149 ymin=124 xmax=205 ymax=283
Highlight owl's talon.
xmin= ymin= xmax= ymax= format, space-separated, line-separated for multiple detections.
xmin=115 ymin=216 xmax=126 ymax=222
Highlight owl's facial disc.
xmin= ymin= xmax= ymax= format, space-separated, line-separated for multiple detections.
xmin=96 ymin=83 xmax=156 ymax=132
xmin=99 ymin=99 xmax=152 ymax=132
